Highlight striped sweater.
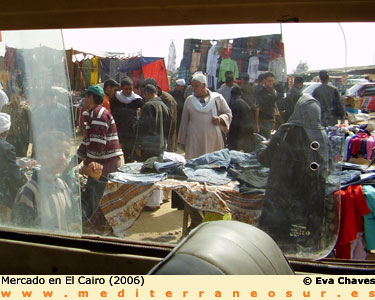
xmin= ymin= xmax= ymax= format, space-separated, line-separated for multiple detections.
xmin=77 ymin=105 xmax=122 ymax=164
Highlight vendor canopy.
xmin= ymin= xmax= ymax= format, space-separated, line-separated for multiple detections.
xmin=119 ymin=56 xmax=169 ymax=91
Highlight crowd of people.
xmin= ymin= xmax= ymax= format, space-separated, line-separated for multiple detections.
xmin=0 ymin=67 xmax=346 ymax=239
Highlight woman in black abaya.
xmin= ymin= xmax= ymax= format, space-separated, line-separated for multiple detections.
xmin=257 ymin=94 xmax=329 ymax=252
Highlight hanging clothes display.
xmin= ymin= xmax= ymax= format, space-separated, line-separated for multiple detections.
xmin=82 ymin=58 xmax=93 ymax=89
xmin=179 ymin=34 xmax=286 ymax=89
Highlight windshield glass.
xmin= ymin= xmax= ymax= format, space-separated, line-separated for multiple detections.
xmin=0 ymin=30 xmax=81 ymax=235
xmin=346 ymin=83 xmax=364 ymax=95
xmin=1 ymin=23 xmax=373 ymax=261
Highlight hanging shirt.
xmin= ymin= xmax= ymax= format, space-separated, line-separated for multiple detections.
xmin=269 ymin=57 xmax=287 ymax=83
xmin=167 ymin=41 xmax=177 ymax=73
xmin=82 ymin=59 xmax=93 ymax=89
xmin=218 ymin=58 xmax=239 ymax=82
xmin=206 ymin=45 xmax=220 ymax=77
xmin=366 ymin=135 xmax=375 ymax=160
xmin=248 ymin=56 xmax=260 ymax=83
xmin=190 ymin=52 xmax=201 ymax=74
xmin=90 ymin=57 xmax=100 ymax=85
xmin=206 ymin=45 xmax=220 ymax=90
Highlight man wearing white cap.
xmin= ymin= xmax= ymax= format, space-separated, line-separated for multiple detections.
xmin=0 ymin=83 xmax=9 ymax=111
xmin=0 ymin=112 xmax=27 ymax=217
xmin=169 ymin=79 xmax=186 ymax=133
xmin=178 ymin=73 xmax=232 ymax=160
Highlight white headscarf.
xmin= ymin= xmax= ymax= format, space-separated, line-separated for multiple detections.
xmin=115 ymin=91 xmax=142 ymax=104
xmin=0 ymin=113 xmax=11 ymax=134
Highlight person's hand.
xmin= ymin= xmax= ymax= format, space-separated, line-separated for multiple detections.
xmin=81 ymin=162 xmax=103 ymax=180
xmin=136 ymin=107 xmax=141 ymax=119
xmin=212 ymin=116 xmax=221 ymax=126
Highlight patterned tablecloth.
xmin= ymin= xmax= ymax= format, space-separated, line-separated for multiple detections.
xmin=100 ymin=179 xmax=264 ymax=238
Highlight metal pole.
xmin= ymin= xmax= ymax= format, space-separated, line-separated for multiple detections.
xmin=338 ymin=23 xmax=347 ymax=74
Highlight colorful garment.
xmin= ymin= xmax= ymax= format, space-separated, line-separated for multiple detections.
xmin=335 ymin=185 xmax=370 ymax=259
xmin=90 ymin=56 xmax=100 ymax=85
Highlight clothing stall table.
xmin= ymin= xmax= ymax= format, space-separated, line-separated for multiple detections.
xmin=100 ymin=178 xmax=264 ymax=238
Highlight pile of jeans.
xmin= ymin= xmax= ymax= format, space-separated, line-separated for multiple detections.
xmin=108 ymin=150 xmax=269 ymax=194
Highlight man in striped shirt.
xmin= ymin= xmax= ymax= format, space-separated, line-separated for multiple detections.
xmin=77 ymin=85 xmax=123 ymax=176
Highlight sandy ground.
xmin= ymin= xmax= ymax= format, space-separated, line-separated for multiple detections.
xmin=124 ymin=199 xmax=184 ymax=244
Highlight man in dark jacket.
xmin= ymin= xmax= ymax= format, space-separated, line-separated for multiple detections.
xmin=110 ymin=77 xmax=144 ymax=162
xmin=312 ymin=70 xmax=345 ymax=127
xmin=142 ymin=78 xmax=178 ymax=152
xmin=169 ymin=79 xmax=186 ymax=134
xmin=0 ymin=112 xmax=27 ymax=220
xmin=277 ymin=76 xmax=304 ymax=123
xmin=134 ymin=84 xmax=171 ymax=161
xmin=228 ymin=86 xmax=255 ymax=152
xmin=254 ymin=72 xmax=277 ymax=139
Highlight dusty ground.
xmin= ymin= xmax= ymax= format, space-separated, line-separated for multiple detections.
xmin=124 ymin=199 xmax=184 ymax=244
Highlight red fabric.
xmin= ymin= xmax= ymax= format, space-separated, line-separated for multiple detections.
xmin=350 ymin=132 xmax=369 ymax=156
xmin=221 ymin=43 xmax=232 ymax=59
xmin=270 ymin=42 xmax=285 ymax=61
xmin=142 ymin=59 xmax=169 ymax=91
xmin=335 ymin=185 xmax=370 ymax=259
xmin=132 ymin=69 xmax=141 ymax=88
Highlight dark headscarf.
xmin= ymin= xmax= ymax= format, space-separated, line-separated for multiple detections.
xmin=284 ymin=94 xmax=329 ymax=176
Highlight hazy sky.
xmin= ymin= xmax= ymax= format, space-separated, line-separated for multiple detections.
xmin=2 ymin=23 xmax=375 ymax=73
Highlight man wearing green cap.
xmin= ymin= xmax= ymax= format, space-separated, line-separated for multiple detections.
xmin=77 ymin=85 xmax=123 ymax=176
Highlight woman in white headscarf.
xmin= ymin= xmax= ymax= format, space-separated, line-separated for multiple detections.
xmin=257 ymin=94 xmax=329 ymax=252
